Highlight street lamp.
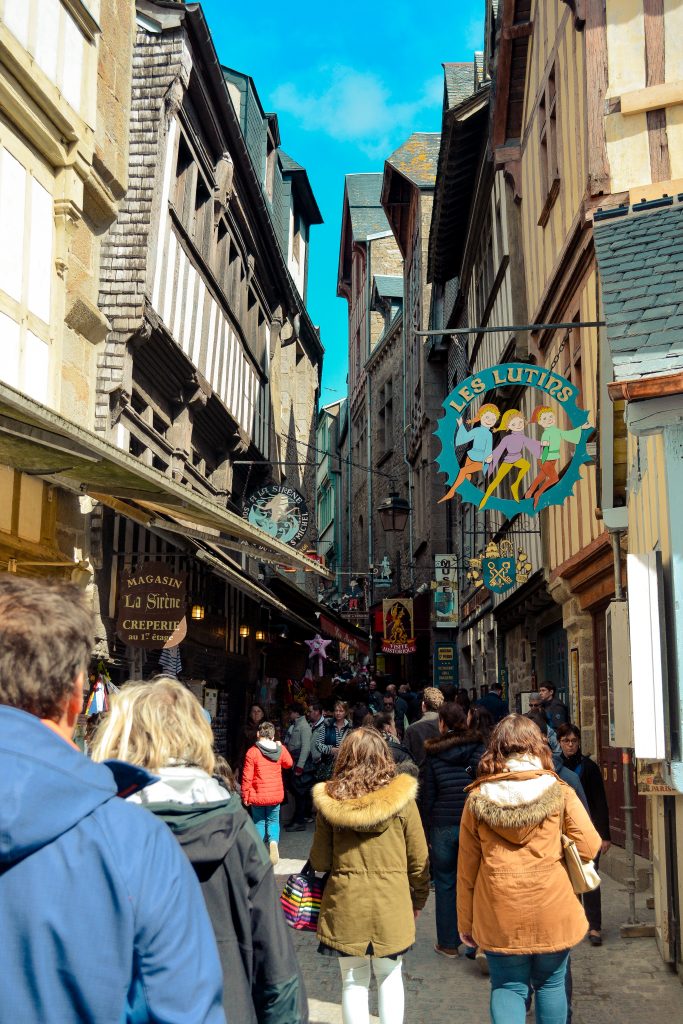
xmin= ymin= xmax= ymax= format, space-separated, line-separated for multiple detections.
xmin=377 ymin=492 xmax=410 ymax=533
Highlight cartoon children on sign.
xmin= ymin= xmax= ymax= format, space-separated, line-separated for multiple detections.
xmin=434 ymin=363 xmax=591 ymax=517
xmin=479 ymin=409 xmax=541 ymax=510
xmin=525 ymin=406 xmax=589 ymax=509
xmin=438 ymin=403 xmax=500 ymax=503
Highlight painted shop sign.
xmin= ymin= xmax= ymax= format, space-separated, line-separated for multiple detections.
xmin=433 ymin=553 xmax=459 ymax=628
xmin=243 ymin=484 xmax=310 ymax=547
xmin=466 ymin=540 xmax=533 ymax=596
xmin=116 ymin=561 xmax=187 ymax=648
xmin=433 ymin=642 xmax=458 ymax=688
xmin=382 ymin=598 xmax=416 ymax=655
xmin=435 ymin=362 xmax=591 ymax=516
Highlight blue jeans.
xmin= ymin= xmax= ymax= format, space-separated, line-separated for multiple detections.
xmin=251 ymin=804 xmax=280 ymax=843
xmin=430 ymin=825 xmax=460 ymax=949
xmin=486 ymin=950 xmax=569 ymax=1024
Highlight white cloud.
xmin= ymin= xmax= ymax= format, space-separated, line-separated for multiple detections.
xmin=464 ymin=15 xmax=484 ymax=51
xmin=272 ymin=65 xmax=443 ymax=158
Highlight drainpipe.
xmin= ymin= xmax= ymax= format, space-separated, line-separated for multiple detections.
xmin=610 ymin=527 xmax=638 ymax=927
xmin=402 ymin=311 xmax=415 ymax=593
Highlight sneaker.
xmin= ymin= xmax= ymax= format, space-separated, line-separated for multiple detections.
xmin=284 ymin=822 xmax=305 ymax=832
xmin=434 ymin=944 xmax=459 ymax=959
xmin=464 ymin=946 xmax=477 ymax=961
xmin=269 ymin=841 xmax=279 ymax=866
xmin=476 ymin=949 xmax=489 ymax=975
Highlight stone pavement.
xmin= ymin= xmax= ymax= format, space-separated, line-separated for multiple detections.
xmin=275 ymin=824 xmax=683 ymax=1023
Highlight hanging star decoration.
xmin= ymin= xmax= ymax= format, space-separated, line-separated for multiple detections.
xmin=305 ymin=634 xmax=332 ymax=678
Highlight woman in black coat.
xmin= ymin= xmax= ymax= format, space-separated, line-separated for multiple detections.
xmin=423 ymin=701 xmax=485 ymax=958
xmin=557 ymin=723 xmax=611 ymax=945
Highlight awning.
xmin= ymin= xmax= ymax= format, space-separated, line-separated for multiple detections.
xmin=0 ymin=382 xmax=331 ymax=578
xmin=194 ymin=546 xmax=317 ymax=633
xmin=268 ymin=574 xmax=371 ymax=654
xmin=318 ymin=613 xmax=370 ymax=655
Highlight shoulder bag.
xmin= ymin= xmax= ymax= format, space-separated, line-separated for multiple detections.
xmin=561 ymin=833 xmax=601 ymax=894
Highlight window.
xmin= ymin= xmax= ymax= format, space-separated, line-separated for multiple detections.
xmin=318 ymin=478 xmax=333 ymax=532
xmin=0 ymin=136 xmax=53 ymax=407
xmin=538 ymin=65 xmax=560 ymax=226
xmin=378 ymin=379 xmax=393 ymax=456
xmin=173 ymin=134 xmax=195 ymax=226
xmin=193 ymin=176 xmax=212 ymax=257
xmin=563 ymin=317 xmax=583 ymax=407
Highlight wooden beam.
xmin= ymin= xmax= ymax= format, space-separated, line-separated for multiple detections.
xmin=644 ymin=0 xmax=671 ymax=183
xmin=491 ymin=0 xmax=515 ymax=149
xmin=585 ymin=0 xmax=610 ymax=195
xmin=621 ymin=80 xmax=683 ymax=116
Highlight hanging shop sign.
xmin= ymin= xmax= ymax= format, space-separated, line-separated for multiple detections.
xmin=435 ymin=363 xmax=591 ymax=517
xmin=373 ymin=554 xmax=393 ymax=587
xmin=243 ymin=484 xmax=310 ymax=548
xmin=116 ymin=561 xmax=187 ymax=648
xmin=466 ymin=540 xmax=533 ymax=595
xmin=433 ymin=553 xmax=459 ymax=628
xmin=433 ymin=642 xmax=458 ymax=688
xmin=382 ymin=598 xmax=416 ymax=654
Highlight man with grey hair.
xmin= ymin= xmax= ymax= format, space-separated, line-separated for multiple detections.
xmin=404 ymin=686 xmax=445 ymax=768
xmin=0 ymin=575 xmax=225 ymax=1023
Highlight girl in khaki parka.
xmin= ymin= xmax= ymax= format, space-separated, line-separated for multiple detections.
xmin=457 ymin=715 xmax=601 ymax=1024
xmin=309 ymin=727 xmax=430 ymax=1024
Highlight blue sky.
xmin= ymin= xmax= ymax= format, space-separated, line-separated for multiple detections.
xmin=201 ymin=0 xmax=485 ymax=403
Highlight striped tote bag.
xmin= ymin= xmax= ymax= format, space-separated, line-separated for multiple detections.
xmin=280 ymin=861 xmax=325 ymax=931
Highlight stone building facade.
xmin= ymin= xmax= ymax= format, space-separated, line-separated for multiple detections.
xmin=0 ymin=0 xmax=135 ymax=581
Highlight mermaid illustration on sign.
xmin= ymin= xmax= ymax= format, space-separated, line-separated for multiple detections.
xmin=248 ymin=492 xmax=302 ymax=544
xmin=434 ymin=362 xmax=592 ymax=517
xmin=438 ymin=402 xmax=500 ymax=503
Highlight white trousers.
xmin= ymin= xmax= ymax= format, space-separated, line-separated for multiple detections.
xmin=338 ymin=955 xmax=404 ymax=1024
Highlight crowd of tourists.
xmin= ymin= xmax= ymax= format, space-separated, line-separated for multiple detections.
xmin=0 ymin=575 xmax=611 ymax=1024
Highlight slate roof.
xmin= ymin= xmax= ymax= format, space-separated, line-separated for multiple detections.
xmin=594 ymin=198 xmax=683 ymax=381
xmin=345 ymin=173 xmax=391 ymax=240
xmin=373 ymin=275 xmax=404 ymax=299
xmin=443 ymin=62 xmax=475 ymax=109
xmin=386 ymin=133 xmax=441 ymax=189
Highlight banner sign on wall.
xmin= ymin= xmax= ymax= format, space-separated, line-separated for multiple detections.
xmin=433 ymin=642 xmax=458 ymax=688
xmin=433 ymin=553 xmax=459 ymax=628
xmin=243 ymin=484 xmax=310 ymax=547
xmin=466 ymin=540 xmax=533 ymax=596
xmin=116 ymin=561 xmax=187 ymax=648
xmin=435 ymin=363 xmax=591 ymax=516
xmin=382 ymin=598 xmax=416 ymax=654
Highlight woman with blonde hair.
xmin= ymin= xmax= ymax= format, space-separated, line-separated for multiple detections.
xmin=91 ymin=677 xmax=307 ymax=1024
xmin=309 ymin=727 xmax=429 ymax=1024
xmin=457 ymin=714 xmax=601 ymax=1024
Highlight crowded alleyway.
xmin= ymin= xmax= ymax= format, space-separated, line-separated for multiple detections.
xmin=276 ymin=824 xmax=681 ymax=1024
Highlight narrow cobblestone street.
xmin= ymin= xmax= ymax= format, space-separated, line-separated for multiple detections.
xmin=276 ymin=825 xmax=682 ymax=1024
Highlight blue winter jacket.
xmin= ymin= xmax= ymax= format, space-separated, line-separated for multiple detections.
xmin=0 ymin=707 xmax=226 ymax=1024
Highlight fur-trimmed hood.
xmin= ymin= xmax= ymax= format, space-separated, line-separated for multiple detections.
xmin=424 ymin=730 xmax=483 ymax=757
xmin=467 ymin=768 xmax=564 ymax=845
xmin=313 ymin=774 xmax=418 ymax=833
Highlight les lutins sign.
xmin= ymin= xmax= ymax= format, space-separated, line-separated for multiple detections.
xmin=435 ymin=362 xmax=591 ymax=517
xmin=116 ymin=561 xmax=187 ymax=648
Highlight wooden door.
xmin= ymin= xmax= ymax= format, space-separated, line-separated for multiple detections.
xmin=594 ymin=611 xmax=650 ymax=857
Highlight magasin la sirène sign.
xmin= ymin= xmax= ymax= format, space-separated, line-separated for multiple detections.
xmin=116 ymin=561 xmax=187 ymax=648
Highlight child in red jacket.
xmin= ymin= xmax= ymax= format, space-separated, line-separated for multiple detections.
xmin=242 ymin=721 xmax=293 ymax=865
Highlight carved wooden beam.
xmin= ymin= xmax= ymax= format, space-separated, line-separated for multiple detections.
xmin=561 ymin=0 xmax=587 ymax=29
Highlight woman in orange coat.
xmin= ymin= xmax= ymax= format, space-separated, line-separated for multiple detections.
xmin=242 ymin=721 xmax=293 ymax=865
xmin=457 ymin=714 xmax=601 ymax=1024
